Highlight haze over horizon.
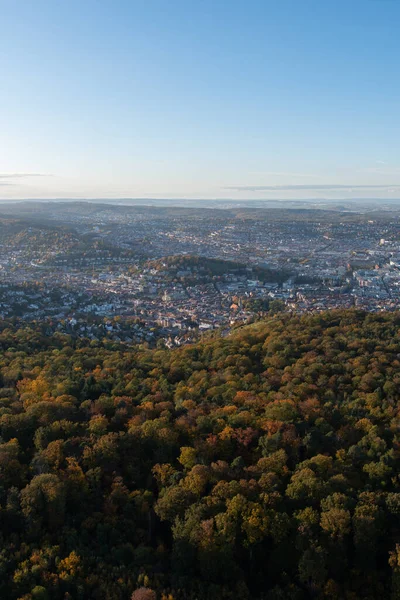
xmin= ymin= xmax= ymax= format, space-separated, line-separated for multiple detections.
xmin=1 ymin=0 xmax=400 ymax=201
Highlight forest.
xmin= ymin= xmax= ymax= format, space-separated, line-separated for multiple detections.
xmin=145 ymin=255 xmax=290 ymax=283
xmin=1 ymin=310 xmax=400 ymax=599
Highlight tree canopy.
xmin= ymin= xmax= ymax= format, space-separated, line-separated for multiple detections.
xmin=1 ymin=310 xmax=400 ymax=598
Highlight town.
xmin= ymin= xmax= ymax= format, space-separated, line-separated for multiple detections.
xmin=1 ymin=200 xmax=400 ymax=346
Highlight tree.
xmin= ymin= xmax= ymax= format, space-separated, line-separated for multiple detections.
xmin=21 ymin=473 xmax=65 ymax=532
xmin=131 ymin=588 xmax=156 ymax=600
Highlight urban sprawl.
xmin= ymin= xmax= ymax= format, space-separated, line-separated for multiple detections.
xmin=0 ymin=201 xmax=400 ymax=346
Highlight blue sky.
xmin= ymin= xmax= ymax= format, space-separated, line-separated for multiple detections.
xmin=1 ymin=0 xmax=400 ymax=200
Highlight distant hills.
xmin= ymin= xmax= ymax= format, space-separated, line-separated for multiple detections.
xmin=3 ymin=197 xmax=400 ymax=211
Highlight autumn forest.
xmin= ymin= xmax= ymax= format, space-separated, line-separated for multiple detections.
xmin=1 ymin=311 xmax=400 ymax=599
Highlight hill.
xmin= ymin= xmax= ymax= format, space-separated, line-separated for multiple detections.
xmin=1 ymin=311 xmax=400 ymax=598
xmin=145 ymin=255 xmax=290 ymax=282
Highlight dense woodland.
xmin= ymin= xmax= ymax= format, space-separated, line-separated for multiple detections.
xmin=2 ymin=311 xmax=400 ymax=598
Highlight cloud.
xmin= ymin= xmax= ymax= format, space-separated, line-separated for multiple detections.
xmin=0 ymin=173 xmax=51 ymax=179
xmin=225 ymin=184 xmax=400 ymax=192
xmin=249 ymin=171 xmax=320 ymax=178
xmin=359 ymin=167 xmax=400 ymax=175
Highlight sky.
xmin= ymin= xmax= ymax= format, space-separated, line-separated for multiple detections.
xmin=1 ymin=0 xmax=400 ymax=201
